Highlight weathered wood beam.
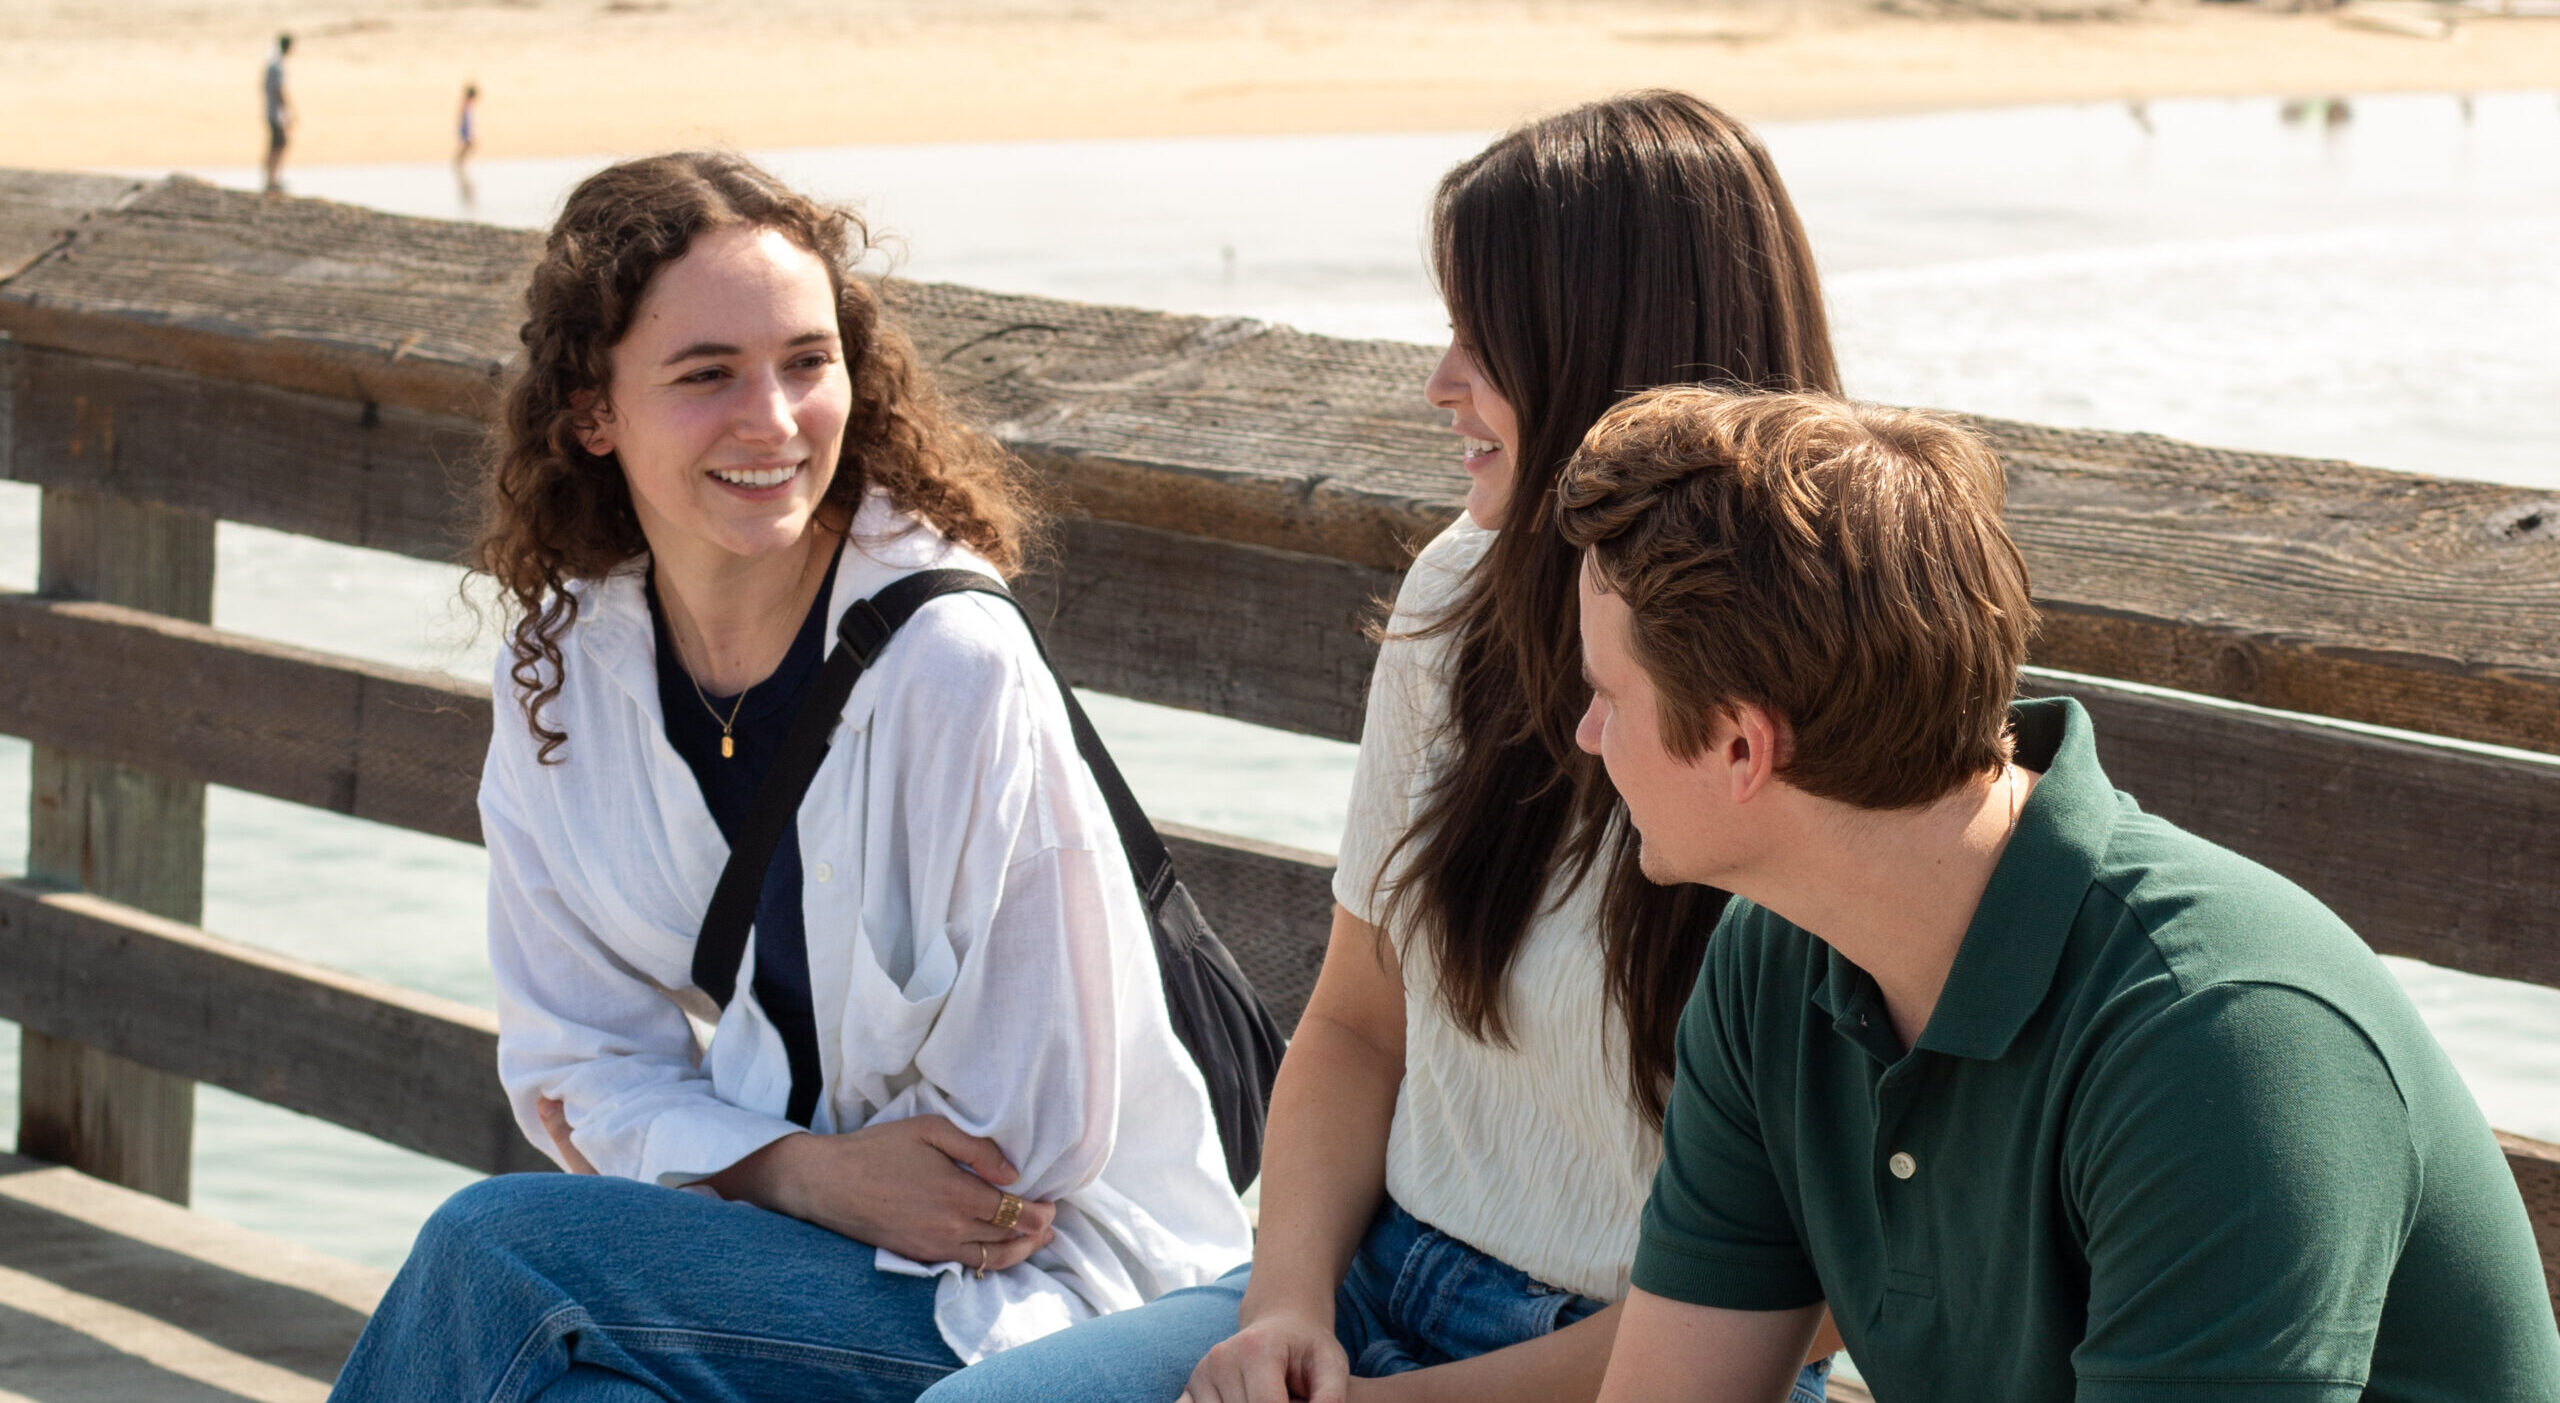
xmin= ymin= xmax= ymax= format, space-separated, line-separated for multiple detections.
xmin=5 ymin=878 xmax=2555 ymax=1304
xmin=0 ymin=594 xmax=491 ymax=845
xmin=0 ymin=171 xmax=140 ymax=281
xmin=0 ymin=1152 xmax=388 ymax=1394
xmin=6 ymin=171 xmax=2558 ymax=752
xmin=0 ymin=881 xmax=547 ymax=1179
xmin=2026 ymin=668 xmax=2560 ymax=989
xmin=19 ymin=489 xmax=212 ymax=1206
xmin=2 ymin=340 xmax=482 ymax=563
xmin=0 ymin=595 xmax=1346 ymax=1020
xmin=7 ymin=599 xmax=2559 ymax=997
xmin=1024 ymin=519 xmax=1392 ymax=742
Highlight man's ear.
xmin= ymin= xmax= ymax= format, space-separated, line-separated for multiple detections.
xmin=570 ymin=389 xmax=615 ymax=458
xmin=1722 ymin=702 xmax=1787 ymax=805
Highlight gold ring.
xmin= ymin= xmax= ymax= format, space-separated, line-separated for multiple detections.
xmin=991 ymin=1191 xmax=1024 ymax=1231
xmin=975 ymin=1242 xmax=988 ymax=1279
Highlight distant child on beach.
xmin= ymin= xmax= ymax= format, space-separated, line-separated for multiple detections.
xmin=261 ymin=33 xmax=293 ymax=193
xmin=456 ymin=83 xmax=479 ymax=167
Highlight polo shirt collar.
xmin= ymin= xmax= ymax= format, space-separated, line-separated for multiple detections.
xmin=1903 ymin=695 xmax=2117 ymax=1062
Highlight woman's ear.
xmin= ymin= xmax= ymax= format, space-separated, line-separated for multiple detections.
xmin=569 ymin=389 xmax=615 ymax=458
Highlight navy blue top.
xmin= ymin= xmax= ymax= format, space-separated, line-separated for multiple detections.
xmin=647 ymin=545 xmax=843 ymax=1123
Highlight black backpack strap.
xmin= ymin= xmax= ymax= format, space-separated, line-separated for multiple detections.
xmin=851 ymin=571 xmax=1179 ymax=910
xmin=690 ymin=566 xmax=1272 ymax=1162
xmin=688 ymin=571 xmax=995 ymax=1009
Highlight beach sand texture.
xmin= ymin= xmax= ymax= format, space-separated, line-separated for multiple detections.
xmin=7 ymin=0 xmax=2559 ymax=168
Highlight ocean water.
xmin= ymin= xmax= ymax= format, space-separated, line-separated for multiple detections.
xmin=3 ymin=90 xmax=2556 ymax=1269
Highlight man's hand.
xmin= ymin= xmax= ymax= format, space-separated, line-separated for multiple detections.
xmin=1180 ymin=1310 xmax=1351 ymax=1403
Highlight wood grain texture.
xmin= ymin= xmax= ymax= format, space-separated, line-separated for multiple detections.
xmin=1021 ymin=517 xmax=1392 ymax=743
xmin=0 ymin=597 xmax=1344 ymax=1020
xmin=4 ymin=341 xmax=484 ymax=563
xmin=14 ymin=1033 xmax=196 ymax=1218
xmin=1993 ymin=421 xmax=2560 ymax=756
xmin=5 ymin=170 xmax=2557 ymax=750
xmin=2024 ymin=669 xmax=2560 ymax=989
xmin=0 ymin=1152 xmax=385 ymax=1395
xmin=10 ymin=602 xmax=2560 ymax=994
xmin=0 ymin=882 xmax=549 ymax=1178
xmin=0 ymin=171 xmax=139 ymax=281
xmin=0 ymin=594 xmax=489 ymax=844
xmin=20 ymin=487 xmax=214 ymax=1206
xmin=0 ymin=174 xmax=529 ymax=418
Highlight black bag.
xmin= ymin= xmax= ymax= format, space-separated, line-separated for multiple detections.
xmin=690 ymin=569 xmax=1284 ymax=1191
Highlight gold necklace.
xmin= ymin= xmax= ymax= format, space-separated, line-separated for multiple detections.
xmin=689 ymin=672 xmax=749 ymax=759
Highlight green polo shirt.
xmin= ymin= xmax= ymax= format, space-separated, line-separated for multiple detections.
xmin=1633 ymin=697 xmax=2560 ymax=1402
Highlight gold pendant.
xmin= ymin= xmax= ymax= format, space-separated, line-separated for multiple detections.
xmin=721 ymin=735 xmax=734 ymax=759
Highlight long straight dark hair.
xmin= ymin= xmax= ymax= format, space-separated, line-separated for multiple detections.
xmin=1387 ymin=91 xmax=1839 ymax=1127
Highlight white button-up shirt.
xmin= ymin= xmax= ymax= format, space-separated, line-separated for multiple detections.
xmin=481 ymin=495 xmax=1252 ymax=1362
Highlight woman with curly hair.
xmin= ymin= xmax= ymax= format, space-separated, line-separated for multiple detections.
xmin=328 ymin=152 xmax=1251 ymax=1403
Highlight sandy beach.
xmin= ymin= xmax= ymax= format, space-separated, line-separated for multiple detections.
xmin=5 ymin=0 xmax=2557 ymax=170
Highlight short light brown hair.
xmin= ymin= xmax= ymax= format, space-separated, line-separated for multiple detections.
xmin=1557 ymin=388 xmax=2035 ymax=809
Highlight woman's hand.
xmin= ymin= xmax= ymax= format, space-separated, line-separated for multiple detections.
xmin=708 ymin=1114 xmax=1058 ymax=1271
xmin=536 ymin=1097 xmax=599 ymax=1174
xmin=1180 ymin=1311 xmax=1351 ymax=1403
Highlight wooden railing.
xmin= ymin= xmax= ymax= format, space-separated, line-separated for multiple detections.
xmin=1 ymin=170 xmax=2555 ymax=1307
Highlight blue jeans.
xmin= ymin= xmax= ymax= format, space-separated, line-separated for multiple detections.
xmin=920 ymin=1200 xmax=1829 ymax=1402
xmin=330 ymin=1173 xmax=961 ymax=1402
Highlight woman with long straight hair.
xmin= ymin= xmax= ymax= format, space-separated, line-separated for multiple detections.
xmin=327 ymin=152 xmax=1250 ymax=1403
xmin=921 ymin=91 xmax=1842 ymax=1403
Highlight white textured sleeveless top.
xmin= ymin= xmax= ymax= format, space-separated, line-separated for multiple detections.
xmin=1333 ymin=517 xmax=1657 ymax=1304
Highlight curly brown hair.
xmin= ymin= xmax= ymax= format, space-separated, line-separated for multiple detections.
xmin=478 ymin=151 xmax=1041 ymax=762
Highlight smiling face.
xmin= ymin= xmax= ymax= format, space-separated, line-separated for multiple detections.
xmin=576 ymin=223 xmax=851 ymax=573
xmin=1425 ymin=336 xmax=1525 ymax=530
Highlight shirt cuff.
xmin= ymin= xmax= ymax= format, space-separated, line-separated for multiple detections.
xmin=631 ymin=1099 xmax=804 ymax=1190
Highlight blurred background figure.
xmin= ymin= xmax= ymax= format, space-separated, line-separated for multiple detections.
xmin=456 ymin=83 xmax=478 ymax=166
xmin=261 ymin=32 xmax=292 ymax=193
xmin=454 ymin=83 xmax=479 ymax=208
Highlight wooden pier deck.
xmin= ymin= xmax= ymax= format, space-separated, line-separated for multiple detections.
xmin=0 ymin=170 xmax=2550 ymax=1396
xmin=0 ymin=1153 xmax=386 ymax=1401
xmin=0 ymin=1151 xmax=1893 ymax=1402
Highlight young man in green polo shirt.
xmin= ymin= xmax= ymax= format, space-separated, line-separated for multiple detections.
xmin=1555 ymin=388 xmax=2560 ymax=1403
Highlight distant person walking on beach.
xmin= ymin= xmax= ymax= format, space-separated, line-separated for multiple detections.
xmin=456 ymin=83 xmax=479 ymax=166
xmin=261 ymin=33 xmax=293 ymax=193
xmin=454 ymin=83 xmax=480 ymax=209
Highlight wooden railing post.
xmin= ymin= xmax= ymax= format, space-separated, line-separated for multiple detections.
xmin=17 ymin=486 xmax=212 ymax=1203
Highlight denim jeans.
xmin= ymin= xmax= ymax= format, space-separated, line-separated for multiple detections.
xmin=920 ymin=1199 xmax=1830 ymax=1403
xmin=330 ymin=1173 xmax=961 ymax=1403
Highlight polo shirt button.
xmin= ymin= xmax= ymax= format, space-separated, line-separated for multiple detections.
xmin=813 ymin=862 xmax=834 ymax=883
xmin=1889 ymin=1151 xmax=1917 ymax=1180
